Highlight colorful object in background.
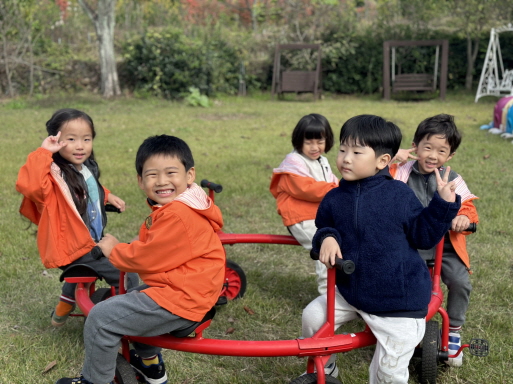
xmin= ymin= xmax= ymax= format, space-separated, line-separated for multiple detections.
xmin=484 ymin=96 xmax=513 ymax=134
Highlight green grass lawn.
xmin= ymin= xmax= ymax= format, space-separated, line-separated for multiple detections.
xmin=1 ymin=92 xmax=511 ymax=383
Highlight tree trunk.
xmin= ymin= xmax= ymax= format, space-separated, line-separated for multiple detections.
xmin=1 ymin=35 xmax=13 ymax=97
xmin=465 ymin=35 xmax=480 ymax=90
xmin=78 ymin=0 xmax=121 ymax=98
xmin=29 ymin=33 xmax=34 ymax=96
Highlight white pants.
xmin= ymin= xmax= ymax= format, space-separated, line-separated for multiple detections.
xmin=288 ymin=219 xmax=328 ymax=295
xmin=302 ymin=291 xmax=425 ymax=384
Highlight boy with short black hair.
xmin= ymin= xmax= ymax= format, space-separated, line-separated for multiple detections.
xmin=301 ymin=115 xmax=461 ymax=383
xmin=56 ymin=135 xmax=225 ymax=384
xmin=390 ymin=113 xmax=479 ymax=367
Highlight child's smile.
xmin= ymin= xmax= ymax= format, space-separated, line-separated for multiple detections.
xmin=414 ymin=135 xmax=454 ymax=174
xmin=138 ymin=154 xmax=195 ymax=205
xmin=57 ymin=118 xmax=93 ymax=171
xmin=301 ymin=138 xmax=326 ymax=160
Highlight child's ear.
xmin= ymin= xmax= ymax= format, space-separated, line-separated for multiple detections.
xmin=186 ymin=167 xmax=196 ymax=186
xmin=377 ymin=153 xmax=391 ymax=170
xmin=447 ymin=152 xmax=455 ymax=162
xmin=137 ymin=175 xmax=144 ymax=190
xmin=412 ymin=142 xmax=417 ymax=150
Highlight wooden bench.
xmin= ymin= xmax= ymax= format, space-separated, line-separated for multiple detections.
xmin=393 ymin=74 xmax=434 ymax=92
xmin=271 ymin=44 xmax=322 ymax=99
xmin=280 ymin=71 xmax=318 ymax=93
xmin=383 ymin=40 xmax=448 ymax=100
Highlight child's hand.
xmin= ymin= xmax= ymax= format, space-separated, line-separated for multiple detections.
xmin=391 ymin=147 xmax=418 ymax=165
xmin=107 ymin=193 xmax=126 ymax=212
xmin=97 ymin=234 xmax=119 ymax=258
xmin=41 ymin=131 xmax=67 ymax=153
xmin=319 ymin=236 xmax=343 ymax=268
xmin=451 ymin=215 xmax=470 ymax=232
xmin=434 ymin=167 xmax=456 ymax=202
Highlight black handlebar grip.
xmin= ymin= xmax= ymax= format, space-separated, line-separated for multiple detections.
xmin=200 ymin=179 xmax=223 ymax=193
xmin=310 ymin=249 xmax=355 ymax=275
xmin=465 ymin=223 xmax=477 ymax=233
xmin=335 ymin=258 xmax=356 ymax=275
xmin=105 ymin=204 xmax=121 ymax=213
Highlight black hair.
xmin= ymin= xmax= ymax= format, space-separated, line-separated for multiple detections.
xmin=136 ymin=135 xmax=194 ymax=176
xmin=339 ymin=114 xmax=402 ymax=157
xmin=413 ymin=114 xmax=461 ymax=153
xmin=46 ymin=108 xmax=96 ymax=216
xmin=291 ymin=113 xmax=334 ymax=153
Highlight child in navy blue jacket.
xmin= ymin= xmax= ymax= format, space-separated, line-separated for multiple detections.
xmin=301 ymin=115 xmax=461 ymax=383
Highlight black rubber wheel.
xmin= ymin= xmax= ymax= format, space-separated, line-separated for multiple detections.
xmin=220 ymin=259 xmax=247 ymax=300
xmin=114 ymin=354 xmax=138 ymax=384
xmin=418 ymin=320 xmax=439 ymax=384
xmin=90 ymin=287 xmax=112 ymax=304
xmin=289 ymin=373 xmax=342 ymax=384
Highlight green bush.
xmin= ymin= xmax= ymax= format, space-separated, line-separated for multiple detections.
xmin=122 ymin=28 xmax=242 ymax=99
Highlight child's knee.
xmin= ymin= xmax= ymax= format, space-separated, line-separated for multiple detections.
xmin=301 ymin=298 xmax=327 ymax=337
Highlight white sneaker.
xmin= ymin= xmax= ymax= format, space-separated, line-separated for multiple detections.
xmin=325 ymin=362 xmax=339 ymax=377
xmin=488 ymin=128 xmax=503 ymax=134
xmin=446 ymin=331 xmax=463 ymax=367
xmin=301 ymin=362 xmax=339 ymax=378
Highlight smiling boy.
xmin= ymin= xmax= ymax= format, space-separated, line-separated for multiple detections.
xmin=390 ymin=114 xmax=479 ymax=367
xmin=56 ymin=135 xmax=225 ymax=384
xmin=301 ymin=115 xmax=461 ymax=383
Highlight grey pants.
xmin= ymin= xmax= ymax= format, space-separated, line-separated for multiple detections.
xmin=440 ymin=250 xmax=472 ymax=327
xmin=60 ymin=252 xmax=139 ymax=299
xmin=82 ymin=285 xmax=196 ymax=383
xmin=419 ymin=241 xmax=472 ymax=328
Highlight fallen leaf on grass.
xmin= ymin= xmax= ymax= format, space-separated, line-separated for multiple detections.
xmin=483 ymin=154 xmax=490 ymax=159
xmin=244 ymin=306 xmax=255 ymax=315
xmin=227 ymin=316 xmax=236 ymax=323
xmin=225 ymin=327 xmax=235 ymax=334
xmin=43 ymin=360 xmax=57 ymax=373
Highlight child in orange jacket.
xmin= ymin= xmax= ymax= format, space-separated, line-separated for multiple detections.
xmin=56 ymin=135 xmax=226 ymax=384
xmin=16 ymin=108 xmax=138 ymax=327
xmin=389 ymin=114 xmax=478 ymax=367
xmin=270 ymin=114 xmax=338 ymax=294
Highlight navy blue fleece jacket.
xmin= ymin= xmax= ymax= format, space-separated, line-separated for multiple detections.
xmin=313 ymin=167 xmax=461 ymax=317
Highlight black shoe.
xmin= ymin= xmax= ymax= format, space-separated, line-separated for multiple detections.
xmin=130 ymin=350 xmax=168 ymax=384
xmin=55 ymin=375 xmax=113 ymax=384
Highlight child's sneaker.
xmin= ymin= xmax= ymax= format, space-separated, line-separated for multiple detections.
xmin=51 ymin=303 xmax=76 ymax=327
xmin=55 ymin=375 xmax=113 ymax=384
xmin=130 ymin=350 xmax=168 ymax=384
xmin=301 ymin=362 xmax=339 ymax=378
xmin=324 ymin=362 xmax=339 ymax=377
xmin=446 ymin=331 xmax=463 ymax=367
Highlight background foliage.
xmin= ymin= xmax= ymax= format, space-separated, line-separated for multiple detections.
xmin=1 ymin=0 xmax=513 ymax=99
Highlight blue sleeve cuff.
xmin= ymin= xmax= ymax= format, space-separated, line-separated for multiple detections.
xmin=312 ymin=227 xmax=342 ymax=254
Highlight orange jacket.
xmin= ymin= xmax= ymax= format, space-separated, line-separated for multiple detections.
xmin=16 ymin=148 xmax=110 ymax=269
xmin=390 ymin=162 xmax=479 ymax=271
xmin=109 ymin=184 xmax=225 ymax=322
xmin=270 ymin=173 xmax=337 ymax=226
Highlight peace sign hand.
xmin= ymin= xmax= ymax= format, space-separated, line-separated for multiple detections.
xmin=391 ymin=147 xmax=418 ymax=165
xmin=434 ymin=166 xmax=456 ymax=202
xmin=41 ymin=131 xmax=67 ymax=153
